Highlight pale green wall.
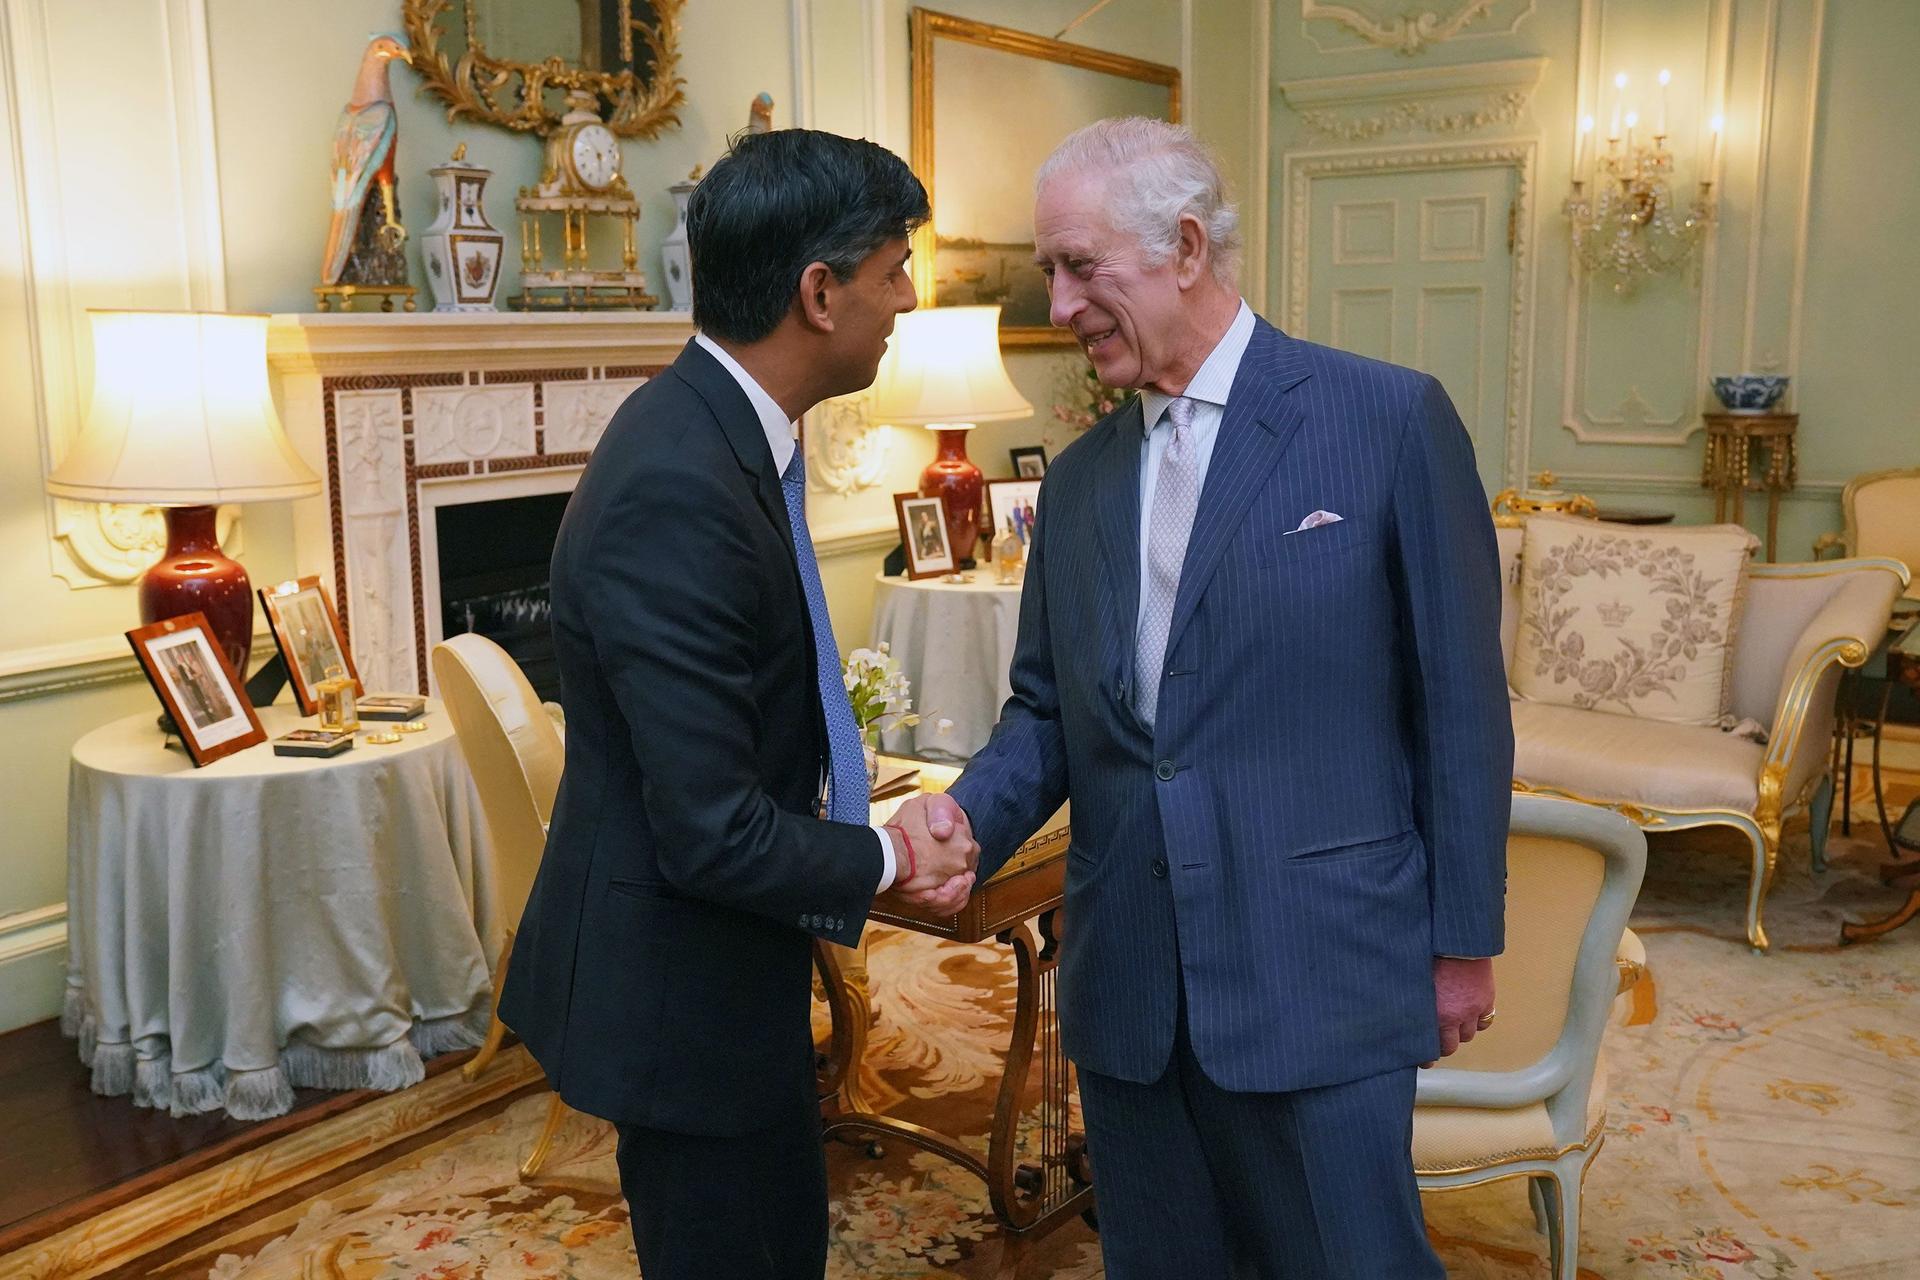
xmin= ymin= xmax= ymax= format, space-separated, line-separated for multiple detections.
xmin=0 ymin=0 xmax=1266 ymax=1030
xmin=1268 ymin=0 xmax=1920 ymax=558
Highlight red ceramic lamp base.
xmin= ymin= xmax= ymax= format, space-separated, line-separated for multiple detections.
xmin=138 ymin=505 xmax=254 ymax=675
xmin=920 ymin=427 xmax=983 ymax=569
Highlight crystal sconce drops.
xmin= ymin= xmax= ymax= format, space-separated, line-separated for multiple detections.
xmin=1566 ymin=70 xmax=1719 ymax=293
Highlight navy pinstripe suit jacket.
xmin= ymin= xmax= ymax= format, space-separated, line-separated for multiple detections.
xmin=947 ymin=317 xmax=1513 ymax=1092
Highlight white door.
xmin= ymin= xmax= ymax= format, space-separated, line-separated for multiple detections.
xmin=1306 ymin=165 xmax=1515 ymax=492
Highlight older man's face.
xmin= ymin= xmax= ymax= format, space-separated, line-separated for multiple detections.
xmin=1033 ymin=169 xmax=1182 ymax=391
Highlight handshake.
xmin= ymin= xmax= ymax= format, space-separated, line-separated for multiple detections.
xmin=880 ymin=793 xmax=979 ymax=915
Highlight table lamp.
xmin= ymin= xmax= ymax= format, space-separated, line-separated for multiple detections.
xmin=868 ymin=305 xmax=1031 ymax=568
xmin=45 ymin=310 xmax=322 ymax=675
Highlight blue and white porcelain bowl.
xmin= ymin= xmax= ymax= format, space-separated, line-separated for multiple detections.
xmin=1711 ymin=374 xmax=1790 ymax=413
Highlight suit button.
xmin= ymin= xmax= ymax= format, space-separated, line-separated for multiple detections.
xmin=810 ymin=914 xmax=823 ymax=929
xmin=1155 ymin=760 xmax=1176 ymax=781
xmin=1151 ymin=858 xmax=1168 ymax=878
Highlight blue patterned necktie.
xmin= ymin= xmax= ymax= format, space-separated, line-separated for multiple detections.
xmin=779 ymin=451 xmax=869 ymax=824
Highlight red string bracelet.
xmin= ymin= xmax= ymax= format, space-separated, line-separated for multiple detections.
xmin=884 ymin=823 xmax=917 ymax=883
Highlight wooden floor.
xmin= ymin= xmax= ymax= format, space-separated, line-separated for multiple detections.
xmin=0 ymin=1018 xmax=464 ymax=1255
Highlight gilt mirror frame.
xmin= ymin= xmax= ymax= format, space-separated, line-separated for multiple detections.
xmin=910 ymin=9 xmax=1181 ymax=348
xmin=403 ymin=0 xmax=686 ymax=139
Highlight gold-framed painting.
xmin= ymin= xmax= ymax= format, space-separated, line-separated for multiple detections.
xmin=909 ymin=8 xmax=1181 ymax=348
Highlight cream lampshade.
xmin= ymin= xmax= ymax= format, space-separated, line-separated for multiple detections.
xmin=867 ymin=306 xmax=1031 ymax=567
xmin=47 ymin=310 xmax=322 ymax=674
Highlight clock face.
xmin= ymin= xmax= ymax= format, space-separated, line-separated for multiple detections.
xmin=570 ymin=125 xmax=619 ymax=191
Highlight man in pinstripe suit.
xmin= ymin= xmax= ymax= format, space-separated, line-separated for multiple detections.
xmin=912 ymin=118 xmax=1513 ymax=1277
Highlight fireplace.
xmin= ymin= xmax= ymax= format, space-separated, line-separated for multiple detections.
xmin=433 ymin=490 xmax=569 ymax=702
xmin=268 ymin=311 xmax=695 ymax=695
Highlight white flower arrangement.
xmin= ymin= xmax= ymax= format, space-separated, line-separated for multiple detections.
xmin=842 ymin=643 xmax=950 ymax=743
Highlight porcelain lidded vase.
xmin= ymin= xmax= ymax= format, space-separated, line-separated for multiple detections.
xmin=659 ymin=167 xmax=700 ymax=312
xmin=421 ymin=144 xmax=504 ymax=312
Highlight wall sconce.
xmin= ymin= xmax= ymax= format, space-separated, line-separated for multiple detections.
xmin=1565 ymin=70 xmax=1718 ymax=293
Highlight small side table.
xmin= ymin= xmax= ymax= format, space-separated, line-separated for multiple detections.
xmin=1701 ymin=412 xmax=1797 ymax=560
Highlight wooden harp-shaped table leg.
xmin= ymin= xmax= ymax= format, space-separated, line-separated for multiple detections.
xmin=818 ymin=909 xmax=1092 ymax=1278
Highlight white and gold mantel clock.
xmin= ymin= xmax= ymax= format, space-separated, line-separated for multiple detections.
xmin=513 ymin=91 xmax=656 ymax=310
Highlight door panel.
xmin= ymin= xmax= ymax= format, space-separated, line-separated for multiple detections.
xmin=1307 ymin=165 xmax=1513 ymax=492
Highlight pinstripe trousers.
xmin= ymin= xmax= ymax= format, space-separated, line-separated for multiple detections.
xmin=1075 ymin=983 xmax=1443 ymax=1280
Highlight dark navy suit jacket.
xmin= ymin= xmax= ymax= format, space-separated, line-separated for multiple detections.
xmin=947 ymin=317 xmax=1512 ymax=1092
xmin=500 ymin=340 xmax=882 ymax=1135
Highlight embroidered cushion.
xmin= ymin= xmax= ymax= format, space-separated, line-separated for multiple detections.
xmin=1511 ymin=515 xmax=1758 ymax=726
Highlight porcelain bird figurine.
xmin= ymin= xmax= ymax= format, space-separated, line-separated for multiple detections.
xmin=321 ymin=33 xmax=413 ymax=286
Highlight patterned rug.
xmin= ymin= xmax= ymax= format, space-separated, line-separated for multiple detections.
xmin=127 ymin=759 xmax=1920 ymax=1280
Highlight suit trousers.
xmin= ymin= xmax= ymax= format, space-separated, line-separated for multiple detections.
xmin=614 ymin=1082 xmax=828 ymax=1280
xmin=1076 ymin=991 xmax=1442 ymax=1280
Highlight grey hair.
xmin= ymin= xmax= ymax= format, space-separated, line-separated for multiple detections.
xmin=1035 ymin=117 xmax=1240 ymax=287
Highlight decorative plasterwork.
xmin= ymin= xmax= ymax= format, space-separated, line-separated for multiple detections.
xmin=804 ymin=393 xmax=892 ymax=497
xmin=543 ymin=378 xmax=639 ymax=453
xmin=1282 ymin=141 xmax=1540 ymax=488
xmin=1301 ymin=0 xmax=1535 ymax=55
xmin=1279 ymin=57 xmax=1545 ymax=146
xmin=1299 ymin=92 xmax=1528 ymax=141
xmin=414 ymin=386 xmax=537 ymax=466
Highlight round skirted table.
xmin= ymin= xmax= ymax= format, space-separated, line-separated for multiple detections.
xmin=870 ymin=570 xmax=1024 ymax=760
xmin=63 ymin=701 xmax=498 ymax=1120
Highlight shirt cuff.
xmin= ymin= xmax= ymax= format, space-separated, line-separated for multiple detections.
xmin=872 ymin=824 xmax=897 ymax=892
xmin=1436 ymin=954 xmax=1493 ymax=961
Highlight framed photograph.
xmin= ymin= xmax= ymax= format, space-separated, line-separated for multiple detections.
xmin=910 ymin=10 xmax=1180 ymax=346
xmin=1010 ymin=445 xmax=1048 ymax=478
xmin=260 ymin=576 xmax=361 ymax=716
xmin=894 ymin=492 xmax=957 ymax=579
xmin=987 ymin=479 xmax=1043 ymax=551
xmin=126 ymin=613 xmax=266 ymax=766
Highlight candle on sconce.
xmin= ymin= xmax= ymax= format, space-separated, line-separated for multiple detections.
xmin=1624 ymin=110 xmax=1638 ymax=152
xmin=1611 ymin=71 xmax=1627 ymax=139
xmin=1577 ymin=114 xmax=1595 ymax=174
xmin=1657 ymin=68 xmax=1671 ymax=136
xmin=1707 ymin=113 xmax=1724 ymax=182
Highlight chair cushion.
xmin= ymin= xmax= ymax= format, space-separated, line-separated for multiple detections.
xmin=1511 ymin=515 xmax=1757 ymax=726
xmin=1512 ymin=700 xmax=1764 ymax=813
xmin=1414 ymin=1057 xmax=1608 ymax=1174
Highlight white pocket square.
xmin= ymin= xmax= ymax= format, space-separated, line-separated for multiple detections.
xmin=1285 ymin=510 xmax=1343 ymax=534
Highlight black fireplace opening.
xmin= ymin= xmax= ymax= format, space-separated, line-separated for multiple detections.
xmin=436 ymin=491 xmax=569 ymax=703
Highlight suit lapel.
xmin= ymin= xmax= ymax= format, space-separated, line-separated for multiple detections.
xmin=670 ymin=339 xmax=796 ymax=559
xmin=1162 ymin=321 xmax=1312 ymax=660
xmin=1094 ymin=399 xmax=1146 ymax=688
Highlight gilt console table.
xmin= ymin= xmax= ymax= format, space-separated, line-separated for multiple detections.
xmin=1701 ymin=411 xmax=1798 ymax=561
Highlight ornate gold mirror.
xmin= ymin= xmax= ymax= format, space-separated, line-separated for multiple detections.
xmin=403 ymin=0 xmax=685 ymax=138
xmin=911 ymin=9 xmax=1180 ymax=347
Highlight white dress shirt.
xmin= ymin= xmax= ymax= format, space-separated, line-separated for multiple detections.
xmin=694 ymin=333 xmax=899 ymax=891
xmin=1134 ymin=300 xmax=1256 ymax=632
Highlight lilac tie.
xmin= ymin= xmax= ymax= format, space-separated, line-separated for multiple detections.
xmin=1135 ymin=397 xmax=1200 ymax=727
xmin=779 ymin=451 xmax=869 ymax=823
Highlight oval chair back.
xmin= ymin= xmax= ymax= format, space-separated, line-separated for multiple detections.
xmin=1413 ymin=792 xmax=1646 ymax=1280
xmin=431 ymin=633 xmax=562 ymax=975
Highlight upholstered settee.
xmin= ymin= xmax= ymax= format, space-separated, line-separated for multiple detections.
xmin=1495 ymin=524 xmax=1909 ymax=951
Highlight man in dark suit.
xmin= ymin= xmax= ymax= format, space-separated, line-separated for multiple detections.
xmin=919 ymin=117 xmax=1513 ymax=1277
xmin=499 ymin=129 xmax=978 ymax=1280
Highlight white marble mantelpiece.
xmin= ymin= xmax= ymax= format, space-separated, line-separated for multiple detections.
xmin=268 ymin=311 xmax=695 ymax=695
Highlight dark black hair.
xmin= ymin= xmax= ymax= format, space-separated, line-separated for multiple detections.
xmin=687 ymin=129 xmax=929 ymax=344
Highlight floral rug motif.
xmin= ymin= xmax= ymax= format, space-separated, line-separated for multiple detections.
xmin=135 ymin=763 xmax=1920 ymax=1279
